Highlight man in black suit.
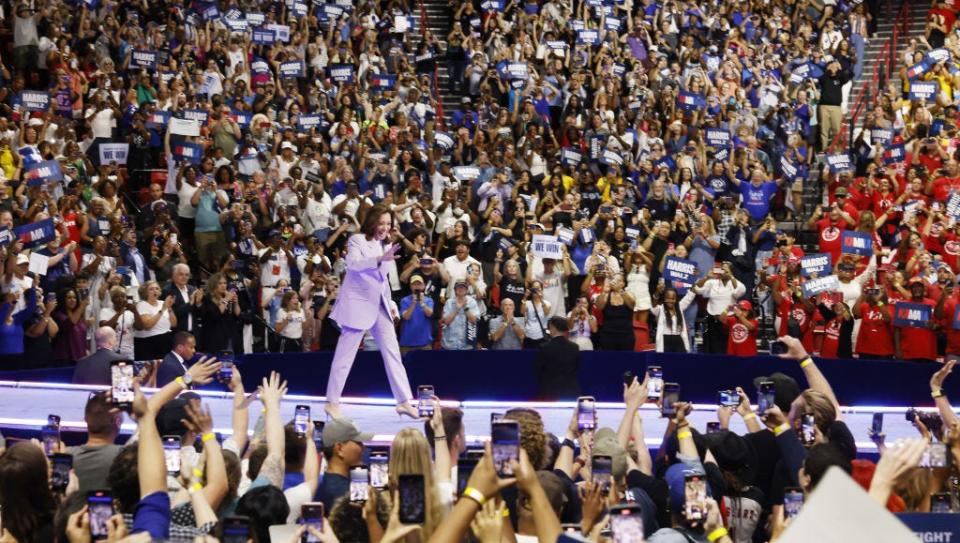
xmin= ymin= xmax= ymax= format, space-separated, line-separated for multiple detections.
xmin=533 ymin=316 xmax=581 ymax=400
xmin=73 ymin=328 xmax=131 ymax=385
xmin=156 ymin=331 xmax=197 ymax=387
xmin=162 ymin=263 xmax=201 ymax=334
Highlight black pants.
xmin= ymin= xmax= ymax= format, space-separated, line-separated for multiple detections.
xmin=703 ymin=315 xmax=728 ymax=354
xmin=523 ymin=337 xmax=547 ymax=349
xmin=135 ymin=332 xmax=172 ymax=360
xmin=278 ymin=337 xmax=303 ymax=353
xmin=599 ymin=331 xmax=635 ymax=351
xmin=662 ymin=334 xmax=687 ymax=353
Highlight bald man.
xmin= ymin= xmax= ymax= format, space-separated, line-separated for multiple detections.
xmin=73 ymin=327 xmax=132 ymax=385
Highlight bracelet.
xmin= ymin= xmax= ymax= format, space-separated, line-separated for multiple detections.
xmin=201 ymin=432 xmax=216 ymax=443
xmin=192 ymin=467 xmax=204 ymax=478
xmin=707 ymin=527 xmax=729 ymax=542
xmin=773 ymin=423 xmax=791 ymax=436
xmin=501 ymin=508 xmax=510 ymax=518
xmin=561 ymin=438 xmax=577 ymax=450
xmin=677 ymin=430 xmax=693 ymax=440
xmin=932 ymin=389 xmax=945 ymax=398
xmin=799 ymin=357 xmax=813 ymax=368
xmin=434 ymin=435 xmax=447 ymax=440
xmin=175 ymin=376 xmax=188 ymax=390
xmin=743 ymin=413 xmax=758 ymax=421
xmin=462 ymin=487 xmax=486 ymax=506
xmin=189 ymin=482 xmax=203 ymax=493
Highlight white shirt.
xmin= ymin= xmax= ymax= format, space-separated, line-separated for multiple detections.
xmin=303 ymin=194 xmax=332 ymax=234
xmin=99 ymin=307 xmax=135 ymax=359
xmin=277 ymin=307 xmax=305 ymax=339
xmin=85 ymin=108 xmax=115 ymax=139
xmin=694 ymin=278 xmax=746 ymax=316
xmin=442 ymin=254 xmax=481 ymax=297
xmin=133 ymin=300 xmax=172 ymax=338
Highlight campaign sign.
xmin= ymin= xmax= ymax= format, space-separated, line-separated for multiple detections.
xmin=825 ymin=153 xmax=852 ymax=172
xmin=677 ymin=91 xmax=705 ymax=112
xmin=883 ymin=143 xmax=906 ymax=165
xmin=905 ymin=60 xmax=930 ymax=80
xmin=946 ymin=192 xmax=960 ymax=218
xmin=506 ymin=62 xmax=529 ymax=81
xmin=291 ymin=1 xmax=307 ymax=17
xmin=663 ymin=257 xmax=697 ymax=291
xmin=589 ymin=135 xmax=604 ymax=160
xmin=705 ymin=128 xmax=730 ymax=148
xmin=251 ymin=28 xmax=276 ymax=44
xmin=279 ymin=61 xmax=305 ymax=79
xmin=328 ymin=64 xmax=354 ymax=83
xmin=800 ymin=253 xmax=831 ymax=277
xmin=781 ymin=157 xmax=798 ymax=179
xmin=22 ymin=90 xmax=50 ymax=112
xmin=801 ymin=274 xmax=840 ymax=297
xmin=146 ymin=111 xmax=170 ymax=129
xmin=224 ymin=17 xmax=248 ymax=32
xmin=13 ymin=218 xmax=56 ymax=249
xmin=267 ymin=24 xmax=290 ymax=42
xmin=371 ymin=74 xmax=396 ymax=89
xmin=577 ymin=29 xmax=600 ymax=45
xmin=24 ymin=160 xmax=62 ymax=186
xmin=480 ymin=0 xmax=502 ymax=11
xmin=169 ymin=118 xmax=200 ymax=137
xmin=871 ymin=128 xmax=893 ymax=145
xmin=546 ymin=41 xmax=567 ymax=52
xmin=246 ymin=12 xmax=265 ymax=25
xmin=99 ymin=143 xmax=129 ymax=165
xmin=230 ymin=111 xmax=251 ymax=126
xmin=561 ymin=148 xmax=582 ymax=165
xmin=181 ymin=109 xmax=209 ymax=124
xmin=297 ymin=115 xmax=322 ymax=132
xmin=0 ymin=228 xmax=12 ymax=247
xmin=202 ymin=4 xmax=219 ymax=20
xmin=909 ymin=81 xmax=938 ymax=101
xmin=173 ymin=142 xmax=204 ymax=165
xmin=556 ymin=226 xmax=575 ymax=245
xmin=130 ymin=50 xmax=157 ymax=70
xmin=452 ymin=166 xmax=480 ymax=181
xmin=840 ymin=230 xmax=873 ymax=256
xmin=893 ymin=302 xmax=932 ymax=328
xmin=896 ymin=513 xmax=958 ymax=542
xmin=927 ymin=48 xmax=951 ymax=64
xmin=434 ymin=132 xmax=454 ymax=150
xmin=531 ymin=235 xmax=563 ymax=259
xmin=601 ymin=150 xmax=623 ymax=166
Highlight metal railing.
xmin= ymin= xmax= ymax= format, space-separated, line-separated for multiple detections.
xmin=416 ymin=0 xmax=446 ymax=131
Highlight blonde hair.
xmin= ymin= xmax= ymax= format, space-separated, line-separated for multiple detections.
xmin=137 ymin=280 xmax=159 ymax=301
xmin=387 ymin=429 xmax=446 ymax=541
xmin=801 ymin=390 xmax=837 ymax=432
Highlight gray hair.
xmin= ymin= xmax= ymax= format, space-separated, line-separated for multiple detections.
xmin=95 ymin=327 xmax=117 ymax=350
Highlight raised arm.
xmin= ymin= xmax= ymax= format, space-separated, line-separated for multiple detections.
xmin=776 ymin=335 xmax=842 ymax=418
xmin=258 ymin=371 xmax=288 ymax=489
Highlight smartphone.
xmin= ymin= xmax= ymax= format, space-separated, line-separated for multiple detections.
xmin=661 ymin=382 xmax=680 ymax=418
xmin=419 ymin=258 xmax=432 ymax=266
xmin=170 ymin=233 xmax=178 ymax=245
xmin=221 ymin=516 xmax=251 ymax=543
xmin=609 ymin=504 xmax=644 ymax=543
xmin=683 ymin=472 xmax=707 ymax=521
xmin=51 ymin=453 xmax=72 ymax=491
xmin=110 ymin=361 xmax=134 ymax=409
xmin=218 ymin=361 xmax=234 ymax=383
xmin=490 ymin=412 xmax=503 ymax=424
xmin=717 ymin=390 xmax=739 ymax=407
xmin=757 ymin=380 xmax=776 ymax=414
xmin=647 ymin=366 xmax=663 ymax=401
xmin=592 ymin=454 xmax=613 ymax=495
xmin=163 ymin=436 xmax=181 ymax=474
xmin=491 ymin=420 xmax=520 ymax=477
xmin=801 ymin=413 xmax=816 ymax=445
xmin=457 ymin=457 xmax=478 ymax=495
xmin=871 ymin=413 xmax=883 ymax=436
xmin=313 ymin=421 xmax=325 ymax=450
xmin=300 ymin=503 xmax=324 ymax=543
xmin=931 ymin=492 xmax=952 ymax=513
xmin=418 ymin=385 xmax=435 ymax=418
xmin=398 ymin=474 xmax=426 ymax=524
xmin=784 ymin=487 xmax=804 ymax=519
xmin=769 ymin=340 xmax=788 ymax=355
xmin=218 ymin=350 xmax=235 ymax=364
xmin=48 ymin=414 xmax=61 ymax=430
xmin=41 ymin=424 xmax=59 ymax=456
xmin=115 ymin=266 xmax=129 ymax=275
xmin=921 ymin=442 xmax=949 ymax=468
xmin=293 ymin=405 xmax=310 ymax=437
xmin=369 ymin=453 xmax=389 ymax=489
xmin=706 ymin=422 xmax=722 ymax=434
xmin=87 ymin=490 xmax=113 ymax=540
xmin=577 ymin=396 xmax=597 ymax=431
xmin=349 ymin=466 xmax=369 ymax=503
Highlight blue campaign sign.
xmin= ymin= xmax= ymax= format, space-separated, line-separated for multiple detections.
xmin=181 ymin=109 xmax=209 ymax=124
xmin=840 ymin=230 xmax=873 ymax=256
xmin=279 ymin=60 xmax=305 ymax=79
xmin=173 ymin=143 xmax=204 ymax=165
xmin=24 ymin=160 xmax=63 ymax=186
xmin=22 ymin=90 xmax=50 ymax=112
xmin=434 ymin=132 xmax=454 ymax=150
xmin=328 ymin=64 xmax=354 ymax=83
xmin=800 ymin=253 xmax=832 ymax=277
xmin=13 ymin=218 xmax=56 ymax=249
xmin=801 ymin=274 xmax=840 ymax=298
xmin=677 ymin=91 xmax=705 ymax=112
xmin=663 ymin=256 xmax=697 ymax=292
xmin=893 ymin=301 xmax=933 ymax=328
xmin=825 ymin=153 xmax=852 ymax=172
xmin=871 ymin=128 xmax=893 ymax=145
xmin=561 ymin=148 xmax=582 ymax=165
xmin=146 ymin=111 xmax=170 ymax=129
xmin=370 ymin=74 xmax=396 ymax=89
xmin=909 ymin=81 xmax=938 ymax=102
xmin=576 ymin=29 xmax=600 ymax=45
xmin=0 ymin=228 xmax=12 ymax=247
xmin=297 ymin=115 xmax=322 ymax=132
xmin=130 ymin=50 xmax=157 ymax=70
xmin=252 ymin=28 xmax=276 ymax=44
xmin=883 ymin=143 xmax=906 ymax=165
xmin=905 ymin=60 xmax=930 ymax=80
xmin=705 ymin=128 xmax=730 ymax=148
xmin=896 ymin=513 xmax=958 ymax=541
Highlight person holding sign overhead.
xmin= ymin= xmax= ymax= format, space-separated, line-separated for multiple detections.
xmin=894 ymin=279 xmax=938 ymax=362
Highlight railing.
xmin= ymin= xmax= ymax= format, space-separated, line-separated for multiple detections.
xmin=828 ymin=0 xmax=912 ymax=154
xmin=416 ymin=0 xmax=446 ymax=131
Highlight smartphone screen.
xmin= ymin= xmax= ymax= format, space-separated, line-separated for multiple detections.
xmin=418 ymin=385 xmax=435 ymax=418
xmin=398 ymin=474 xmax=426 ymax=524
xmin=110 ymin=362 xmax=134 ymax=407
xmin=313 ymin=421 xmax=325 ymax=450
xmin=770 ymin=340 xmax=788 ymax=355
xmin=610 ymin=504 xmax=644 ymax=543
xmin=592 ymin=455 xmax=613 ymax=494
xmin=931 ymin=492 xmax=952 ymax=513
xmin=577 ymin=396 xmax=597 ymax=431
xmin=369 ymin=454 xmax=389 ymax=489
xmin=163 ymin=436 xmax=181 ymax=474
xmin=717 ymin=390 xmax=739 ymax=407
xmin=647 ymin=366 xmax=663 ymax=401
xmin=218 ymin=361 xmax=234 ymax=383
xmin=706 ymin=422 xmax=721 ymax=434
xmin=784 ymin=487 xmax=804 ymax=519
xmin=221 ymin=516 xmax=251 ymax=543
xmin=457 ymin=457 xmax=478 ymax=495
xmin=661 ymin=383 xmax=680 ymax=418
xmin=757 ymin=381 xmax=775 ymax=414
xmin=51 ymin=453 xmax=72 ymax=491
xmin=349 ymin=466 xmax=369 ymax=502
xmin=48 ymin=414 xmax=61 ymax=430
xmin=87 ymin=490 xmax=113 ymax=540
xmin=41 ymin=424 xmax=59 ymax=456
xmin=294 ymin=405 xmax=310 ymax=436
xmin=490 ymin=412 xmax=503 ymax=424
xmin=872 ymin=413 xmax=883 ymax=436
xmin=300 ymin=503 xmax=324 ymax=543
xmin=921 ymin=442 xmax=948 ymax=468
xmin=683 ymin=472 xmax=707 ymax=521
xmin=491 ymin=420 xmax=520 ymax=477
xmin=801 ymin=413 xmax=816 ymax=445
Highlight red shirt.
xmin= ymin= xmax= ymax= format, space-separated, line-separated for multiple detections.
xmin=941 ymin=296 xmax=960 ymax=355
xmin=894 ymin=298 xmax=938 ymax=361
xmin=819 ymin=318 xmax=845 ymax=359
xmin=724 ymin=315 xmax=758 ymax=356
xmin=815 ymin=218 xmax=847 ymax=266
xmin=856 ymin=303 xmax=894 ymax=357
xmin=932 ymin=175 xmax=960 ymax=201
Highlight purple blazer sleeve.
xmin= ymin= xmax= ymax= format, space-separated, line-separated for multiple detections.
xmin=344 ymin=234 xmax=381 ymax=271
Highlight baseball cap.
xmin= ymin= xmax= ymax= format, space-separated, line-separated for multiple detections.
xmin=410 ymin=275 xmax=424 ymax=285
xmin=321 ymin=418 xmax=373 ymax=446
xmin=16 ymin=254 xmax=29 ymax=265
xmin=592 ymin=428 xmax=627 ymax=479
xmin=665 ymin=462 xmax=712 ymax=514
xmin=737 ymin=300 xmax=753 ymax=312
xmin=752 ymin=372 xmax=801 ymax=412
xmin=454 ymin=279 xmax=468 ymax=289
xmin=835 ymin=187 xmax=849 ymax=197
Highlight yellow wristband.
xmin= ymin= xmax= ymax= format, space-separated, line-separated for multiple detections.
xmin=501 ymin=508 xmax=510 ymax=518
xmin=799 ymin=357 xmax=813 ymax=368
xmin=201 ymin=432 xmax=216 ymax=443
xmin=707 ymin=527 xmax=729 ymax=542
xmin=773 ymin=423 xmax=791 ymax=436
xmin=192 ymin=467 xmax=203 ymax=478
xmin=175 ymin=376 xmax=187 ymax=389
xmin=462 ymin=487 xmax=486 ymax=506
xmin=189 ymin=482 xmax=203 ymax=493
xmin=743 ymin=413 xmax=758 ymax=421
xmin=677 ymin=431 xmax=693 ymax=440
xmin=932 ymin=389 xmax=945 ymax=398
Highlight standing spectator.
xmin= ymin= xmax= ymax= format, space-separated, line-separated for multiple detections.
xmin=440 ymin=280 xmax=479 ymax=351
xmin=51 ymin=287 xmax=89 ymax=366
xmin=595 ymin=274 xmax=636 ymax=351
xmin=68 ymin=391 xmax=123 ymax=494
xmin=489 ymin=297 xmax=525 ymax=350
xmin=894 ymin=280 xmax=939 ymax=362
xmin=190 ymin=175 xmax=230 ymax=274
xmin=533 ymin=317 xmax=581 ymax=400
xmin=198 ymin=273 xmax=243 ymax=354
xmin=275 ymin=291 xmax=306 ymax=353
xmin=399 ymin=275 xmax=435 ymax=353
xmin=73 ymin=327 xmax=127 ymax=385
xmin=694 ymin=263 xmax=747 ymax=353
xmin=133 ymin=281 xmax=176 ymax=360
xmin=521 ymin=280 xmax=552 ymax=349
xmin=651 ymin=287 xmax=697 ymax=353
xmin=163 ymin=263 xmax=200 ymax=335
xmin=566 ymin=296 xmax=597 ymax=351
xmin=855 ymin=287 xmax=894 ymax=359
xmin=817 ymin=61 xmax=852 ymax=150
xmin=723 ymin=300 xmax=759 ymax=357
xmin=98 ymin=287 xmax=135 ymax=360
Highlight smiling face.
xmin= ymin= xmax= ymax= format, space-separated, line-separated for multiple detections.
xmin=374 ymin=212 xmax=392 ymax=241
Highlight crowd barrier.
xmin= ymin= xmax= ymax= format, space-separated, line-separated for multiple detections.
xmin=0 ymin=350 xmax=953 ymax=407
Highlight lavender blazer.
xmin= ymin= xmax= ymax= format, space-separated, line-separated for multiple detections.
xmin=330 ymin=234 xmax=394 ymax=330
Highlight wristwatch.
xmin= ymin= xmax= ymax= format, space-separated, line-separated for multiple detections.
xmin=181 ymin=373 xmax=194 ymax=388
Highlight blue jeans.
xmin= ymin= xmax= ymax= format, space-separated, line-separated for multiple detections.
xmin=851 ymin=34 xmax=866 ymax=80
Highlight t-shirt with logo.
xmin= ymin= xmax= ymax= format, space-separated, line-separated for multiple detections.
xmin=855 ymin=303 xmax=894 ymax=356
xmin=893 ymin=298 xmax=937 ymax=361
xmin=724 ymin=315 xmax=758 ymax=356
xmin=738 ymin=181 xmax=779 ymax=221
xmin=815 ymin=218 xmax=847 ymax=264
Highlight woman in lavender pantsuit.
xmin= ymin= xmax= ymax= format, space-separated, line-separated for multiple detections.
xmin=326 ymin=205 xmax=418 ymax=419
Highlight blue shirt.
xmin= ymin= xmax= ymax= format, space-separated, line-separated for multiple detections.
xmin=739 ymin=181 xmax=779 ymax=221
xmin=399 ymin=295 xmax=433 ymax=346
xmin=315 ymin=472 xmax=349 ymax=511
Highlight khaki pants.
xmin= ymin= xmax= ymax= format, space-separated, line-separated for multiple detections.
xmin=818 ymin=104 xmax=842 ymax=150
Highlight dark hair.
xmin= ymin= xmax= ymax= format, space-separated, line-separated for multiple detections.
xmin=247 ymin=445 xmax=269 ymax=480
xmin=0 ymin=443 xmax=57 ymax=543
xmin=329 ymin=493 xmax=390 ymax=543
xmin=85 ymin=391 xmax=119 ymax=436
xmin=235 ymin=485 xmax=291 ymax=543
xmin=107 ymin=445 xmax=140 ymax=513
xmin=221 ymin=450 xmax=242 ymax=515
xmin=54 ymin=491 xmax=88 ymax=543
xmin=661 ymin=287 xmax=685 ymax=332
xmin=284 ymin=423 xmax=307 ymax=469
xmin=548 ymin=316 xmax=569 ymax=333
xmin=803 ymin=443 xmax=852 ymax=489
xmin=423 ymin=407 xmax=464 ymax=451
xmin=173 ymin=331 xmax=195 ymax=348
xmin=360 ymin=204 xmax=393 ymax=239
